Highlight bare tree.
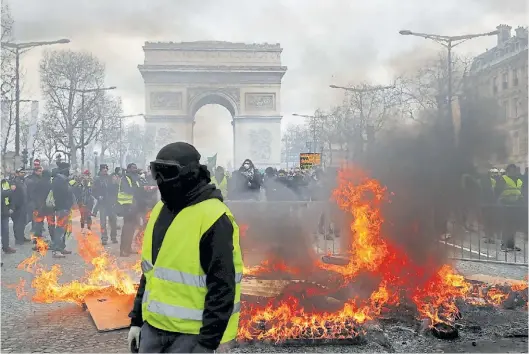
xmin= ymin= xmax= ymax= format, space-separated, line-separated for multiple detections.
xmin=1 ymin=1 xmax=15 ymax=100
xmin=339 ymin=83 xmax=401 ymax=161
xmin=122 ymin=124 xmax=156 ymax=168
xmin=281 ymin=124 xmax=311 ymax=168
xmin=98 ymin=96 xmax=123 ymax=159
xmin=34 ymin=120 xmax=60 ymax=165
xmin=397 ymin=52 xmax=473 ymax=124
xmin=39 ymin=49 xmax=108 ymax=168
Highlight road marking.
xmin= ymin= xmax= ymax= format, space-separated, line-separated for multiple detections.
xmin=439 ymin=240 xmax=494 ymax=258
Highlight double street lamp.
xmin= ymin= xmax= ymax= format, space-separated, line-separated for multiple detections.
xmin=398 ymin=29 xmax=498 ymax=142
xmin=1 ymin=38 xmax=70 ymax=157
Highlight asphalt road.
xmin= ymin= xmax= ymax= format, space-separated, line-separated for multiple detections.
xmin=1 ymin=219 xmax=527 ymax=353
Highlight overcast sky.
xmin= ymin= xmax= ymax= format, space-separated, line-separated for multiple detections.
xmin=8 ymin=0 xmax=527 ymax=166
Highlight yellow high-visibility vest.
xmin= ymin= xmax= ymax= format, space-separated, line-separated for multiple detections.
xmin=1 ymin=180 xmax=10 ymax=206
xmin=69 ymin=179 xmax=77 ymax=186
xmin=490 ymin=177 xmax=496 ymax=189
xmin=117 ymin=176 xmax=138 ymax=205
xmin=499 ymin=175 xmax=523 ymax=202
xmin=211 ymin=175 xmax=228 ymax=199
xmin=141 ymin=199 xmax=243 ymax=343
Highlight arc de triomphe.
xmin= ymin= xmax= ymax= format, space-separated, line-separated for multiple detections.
xmin=138 ymin=41 xmax=287 ymax=168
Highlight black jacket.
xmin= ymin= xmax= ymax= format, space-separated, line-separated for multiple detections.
xmin=129 ymin=183 xmax=236 ymax=351
xmin=93 ymin=174 xmax=118 ymax=206
xmin=10 ymin=176 xmax=27 ymax=211
xmin=52 ymin=173 xmax=75 ymax=211
xmin=27 ymin=174 xmax=52 ymax=209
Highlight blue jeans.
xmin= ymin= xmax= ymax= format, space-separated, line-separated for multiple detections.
xmin=51 ymin=209 xmax=69 ymax=251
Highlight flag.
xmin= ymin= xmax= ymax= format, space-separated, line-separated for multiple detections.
xmin=207 ymin=153 xmax=217 ymax=169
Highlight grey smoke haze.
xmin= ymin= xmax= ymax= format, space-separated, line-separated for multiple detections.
xmin=9 ymin=0 xmax=526 ymax=165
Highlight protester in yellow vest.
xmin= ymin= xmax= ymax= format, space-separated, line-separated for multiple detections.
xmin=211 ymin=166 xmax=228 ymax=199
xmin=495 ymin=164 xmax=524 ymax=251
xmin=128 ymin=142 xmax=243 ymax=353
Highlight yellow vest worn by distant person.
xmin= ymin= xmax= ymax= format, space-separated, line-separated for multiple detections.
xmin=211 ymin=175 xmax=228 ymax=199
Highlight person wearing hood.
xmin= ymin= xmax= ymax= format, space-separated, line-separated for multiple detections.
xmin=229 ymin=159 xmax=261 ymax=200
xmin=128 ymin=142 xmax=243 ymax=353
xmin=50 ymin=162 xmax=75 ymax=258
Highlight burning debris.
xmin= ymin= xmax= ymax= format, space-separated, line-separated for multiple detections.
xmin=9 ymin=166 xmax=528 ymax=345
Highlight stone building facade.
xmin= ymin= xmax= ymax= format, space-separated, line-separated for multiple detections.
xmin=470 ymin=25 xmax=528 ymax=169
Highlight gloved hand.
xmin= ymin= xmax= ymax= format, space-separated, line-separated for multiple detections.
xmin=127 ymin=326 xmax=141 ymax=353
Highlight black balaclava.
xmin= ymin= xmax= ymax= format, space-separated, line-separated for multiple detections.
xmin=155 ymin=142 xmax=212 ymax=209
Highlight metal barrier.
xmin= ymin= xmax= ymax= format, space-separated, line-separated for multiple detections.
xmin=442 ymin=204 xmax=528 ymax=266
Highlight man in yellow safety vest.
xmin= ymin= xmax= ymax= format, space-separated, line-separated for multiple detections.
xmin=211 ymin=166 xmax=228 ymax=199
xmin=118 ymin=163 xmax=142 ymax=257
xmin=128 ymin=142 xmax=243 ymax=353
xmin=495 ymin=164 xmax=524 ymax=251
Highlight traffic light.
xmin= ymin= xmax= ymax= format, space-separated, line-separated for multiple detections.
xmin=21 ymin=148 xmax=29 ymax=168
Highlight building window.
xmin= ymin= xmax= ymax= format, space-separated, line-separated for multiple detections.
xmin=502 ymin=100 xmax=510 ymax=120
xmin=512 ymin=97 xmax=519 ymax=118
xmin=492 ymin=76 xmax=498 ymax=94
xmin=515 ymin=42 xmax=520 ymax=51
xmin=521 ymin=132 xmax=528 ymax=156
xmin=512 ymin=131 xmax=520 ymax=156
xmin=513 ymin=68 xmax=519 ymax=86
xmin=502 ymin=72 xmax=508 ymax=89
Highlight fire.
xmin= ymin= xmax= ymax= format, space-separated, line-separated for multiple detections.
xmin=16 ymin=227 xmax=138 ymax=306
xmin=236 ymin=166 xmax=526 ymax=343
xmin=9 ymin=167 xmax=527 ymax=344
xmin=243 ymin=258 xmax=301 ymax=277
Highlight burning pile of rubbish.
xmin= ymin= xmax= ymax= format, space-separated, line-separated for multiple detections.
xmin=11 ymin=166 xmax=528 ymax=345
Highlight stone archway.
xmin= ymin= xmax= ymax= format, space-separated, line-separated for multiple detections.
xmin=139 ymin=41 xmax=287 ymax=168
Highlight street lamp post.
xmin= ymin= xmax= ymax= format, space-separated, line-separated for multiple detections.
xmin=118 ymin=114 xmax=144 ymax=168
xmin=1 ymin=39 xmax=70 ymax=157
xmin=398 ymin=29 xmax=498 ymax=142
xmin=292 ymin=113 xmax=321 ymax=153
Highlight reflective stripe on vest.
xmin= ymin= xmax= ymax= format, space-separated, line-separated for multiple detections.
xmin=117 ymin=176 xmax=137 ymax=205
xmin=1 ymin=181 xmax=10 ymax=206
xmin=141 ymin=199 xmax=244 ymax=343
xmin=211 ymin=175 xmax=228 ymax=199
xmin=500 ymin=175 xmax=522 ymax=201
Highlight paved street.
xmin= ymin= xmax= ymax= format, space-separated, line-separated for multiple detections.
xmin=1 ymin=220 xmax=528 ymax=353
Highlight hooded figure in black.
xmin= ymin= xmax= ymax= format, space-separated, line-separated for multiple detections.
xmin=229 ymin=159 xmax=261 ymax=200
xmin=128 ymin=142 xmax=237 ymax=353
